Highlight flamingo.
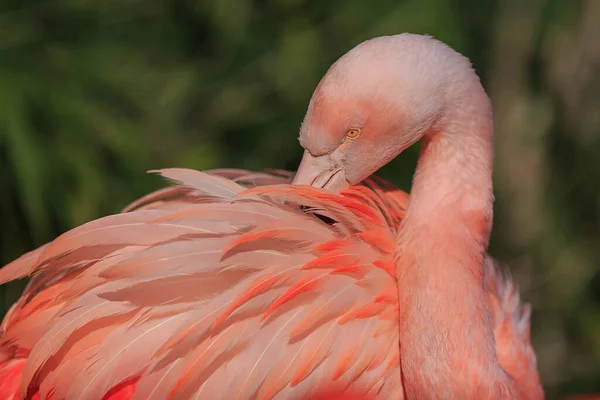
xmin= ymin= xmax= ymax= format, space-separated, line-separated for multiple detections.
xmin=0 ymin=34 xmax=543 ymax=399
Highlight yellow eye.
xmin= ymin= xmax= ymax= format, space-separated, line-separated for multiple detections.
xmin=345 ymin=128 xmax=361 ymax=139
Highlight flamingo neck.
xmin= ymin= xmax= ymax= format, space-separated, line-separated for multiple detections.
xmin=395 ymin=104 xmax=516 ymax=398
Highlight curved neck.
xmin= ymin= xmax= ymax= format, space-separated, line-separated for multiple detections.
xmin=396 ymin=103 xmax=516 ymax=398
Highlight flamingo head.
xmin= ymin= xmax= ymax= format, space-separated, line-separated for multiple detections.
xmin=292 ymin=33 xmax=474 ymax=192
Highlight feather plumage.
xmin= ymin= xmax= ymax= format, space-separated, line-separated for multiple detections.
xmin=0 ymin=168 xmax=536 ymax=399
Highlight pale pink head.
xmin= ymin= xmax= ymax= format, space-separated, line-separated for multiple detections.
xmin=292 ymin=33 xmax=480 ymax=191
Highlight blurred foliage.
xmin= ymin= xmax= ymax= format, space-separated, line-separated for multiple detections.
xmin=0 ymin=0 xmax=599 ymax=398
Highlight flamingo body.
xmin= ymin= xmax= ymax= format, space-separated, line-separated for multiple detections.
xmin=0 ymin=33 xmax=545 ymax=399
xmin=0 ymin=170 xmax=406 ymax=399
xmin=0 ymin=169 xmax=538 ymax=399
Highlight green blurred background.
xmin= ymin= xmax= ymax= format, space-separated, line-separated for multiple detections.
xmin=0 ymin=0 xmax=599 ymax=398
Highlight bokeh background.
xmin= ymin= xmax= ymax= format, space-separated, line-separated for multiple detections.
xmin=0 ymin=0 xmax=599 ymax=398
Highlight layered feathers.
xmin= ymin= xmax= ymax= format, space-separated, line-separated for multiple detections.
xmin=0 ymin=169 xmax=537 ymax=399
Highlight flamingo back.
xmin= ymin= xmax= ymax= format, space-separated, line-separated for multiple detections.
xmin=0 ymin=168 xmax=538 ymax=399
xmin=0 ymin=169 xmax=405 ymax=400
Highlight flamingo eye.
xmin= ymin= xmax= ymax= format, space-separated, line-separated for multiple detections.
xmin=345 ymin=128 xmax=361 ymax=139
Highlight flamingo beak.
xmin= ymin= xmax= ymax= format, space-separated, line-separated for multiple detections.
xmin=292 ymin=150 xmax=349 ymax=192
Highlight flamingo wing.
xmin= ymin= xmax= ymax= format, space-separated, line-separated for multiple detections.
xmin=0 ymin=169 xmax=404 ymax=400
xmin=0 ymin=168 xmax=301 ymax=361
xmin=484 ymin=257 xmax=543 ymax=399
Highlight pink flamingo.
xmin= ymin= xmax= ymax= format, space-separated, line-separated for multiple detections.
xmin=0 ymin=34 xmax=543 ymax=399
